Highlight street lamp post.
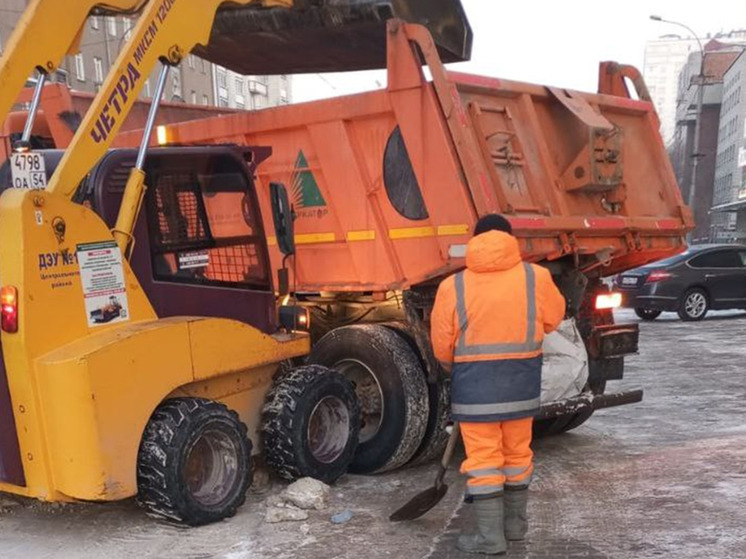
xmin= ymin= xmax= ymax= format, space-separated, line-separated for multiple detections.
xmin=650 ymin=15 xmax=705 ymax=243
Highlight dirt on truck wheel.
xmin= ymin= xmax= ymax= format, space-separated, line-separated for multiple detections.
xmin=136 ymin=398 xmax=253 ymax=526
xmin=381 ymin=324 xmax=450 ymax=468
xmin=309 ymin=324 xmax=428 ymax=474
xmin=262 ymin=365 xmax=360 ymax=484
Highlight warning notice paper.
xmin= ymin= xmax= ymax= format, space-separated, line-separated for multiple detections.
xmin=77 ymin=241 xmax=130 ymax=327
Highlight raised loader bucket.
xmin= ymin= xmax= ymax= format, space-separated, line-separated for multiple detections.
xmin=194 ymin=0 xmax=472 ymax=74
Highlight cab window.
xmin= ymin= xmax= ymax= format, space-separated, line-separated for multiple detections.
xmin=147 ymin=165 xmax=270 ymax=291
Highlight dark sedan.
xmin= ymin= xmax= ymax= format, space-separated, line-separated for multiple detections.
xmin=614 ymin=244 xmax=746 ymax=321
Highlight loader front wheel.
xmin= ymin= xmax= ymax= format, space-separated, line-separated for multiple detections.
xmin=137 ymin=398 xmax=252 ymax=526
xmin=262 ymin=365 xmax=360 ymax=484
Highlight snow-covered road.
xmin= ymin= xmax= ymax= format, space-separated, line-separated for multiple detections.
xmin=2 ymin=309 xmax=745 ymax=558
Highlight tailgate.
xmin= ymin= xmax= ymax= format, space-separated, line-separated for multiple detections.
xmin=443 ymin=70 xmax=691 ymax=274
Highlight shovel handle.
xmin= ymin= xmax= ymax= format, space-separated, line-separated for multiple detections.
xmin=435 ymin=422 xmax=460 ymax=488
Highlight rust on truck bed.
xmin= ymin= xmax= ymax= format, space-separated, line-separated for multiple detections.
xmin=142 ymin=21 xmax=691 ymax=293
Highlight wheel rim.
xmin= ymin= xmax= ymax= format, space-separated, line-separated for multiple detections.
xmin=307 ymin=396 xmax=351 ymax=464
xmin=685 ymin=292 xmax=707 ymax=318
xmin=335 ymin=359 xmax=383 ymax=444
xmin=184 ymin=429 xmax=240 ymax=507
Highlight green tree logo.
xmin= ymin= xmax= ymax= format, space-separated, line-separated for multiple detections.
xmin=290 ymin=150 xmax=327 ymax=209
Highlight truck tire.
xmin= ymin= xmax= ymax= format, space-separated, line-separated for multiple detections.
xmin=137 ymin=398 xmax=252 ymax=526
xmin=407 ymin=379 xmax=450 ymax=467
xmin=262 ymin=365 xmax=360 ymax=484
xmin=532 ymin=376 xmax=610 ymax=437
xmin=309 ymin=324 xmax=428 ymax=474
xmin=380 ymin=324 xmax=450 ymax=468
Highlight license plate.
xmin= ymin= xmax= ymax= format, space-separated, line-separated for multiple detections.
xmin=10 ymin=152 xmax=47 ymax=190
xmin=621 ymin=276 xmax=638 ymax=286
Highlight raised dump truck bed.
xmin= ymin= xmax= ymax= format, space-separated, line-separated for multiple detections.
xmin=164 ymin=22 xmax=690 ymax=293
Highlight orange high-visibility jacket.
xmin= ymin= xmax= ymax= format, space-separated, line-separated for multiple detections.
xmin=431 ymin=231 xmax=566 ymax=422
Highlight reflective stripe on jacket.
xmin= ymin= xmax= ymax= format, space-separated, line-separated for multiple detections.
xmin=430 ymin=230 xmax=566 ymax=422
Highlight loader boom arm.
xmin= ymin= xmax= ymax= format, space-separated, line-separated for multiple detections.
xmin=39 ymin=0 xmax=293 ymax=254
xmin=0 ymin=0 xmax=148 ymax=127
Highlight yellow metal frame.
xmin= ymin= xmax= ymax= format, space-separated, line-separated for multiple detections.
xmin=0 ymin=0 xmax=307 ymax=503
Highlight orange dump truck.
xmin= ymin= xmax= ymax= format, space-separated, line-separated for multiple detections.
xmin=109 ymin=22 xmax=694 ymax=474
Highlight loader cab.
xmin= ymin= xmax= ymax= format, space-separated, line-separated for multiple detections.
xmin=78 ymin=146 xmax=279 ymax=334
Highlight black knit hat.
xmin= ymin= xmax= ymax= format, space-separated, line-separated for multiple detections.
xmin=474 ymin=214 xmax=513 ymax=236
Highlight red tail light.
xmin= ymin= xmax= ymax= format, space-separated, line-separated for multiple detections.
xmin=646 ymin=270 xmax=671 ymax=284
xmin=1 ymin=286 xmax=18 ymax=333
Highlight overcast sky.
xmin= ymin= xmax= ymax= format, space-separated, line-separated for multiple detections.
xmin=293 ymin=0 xmax=746 ymax=102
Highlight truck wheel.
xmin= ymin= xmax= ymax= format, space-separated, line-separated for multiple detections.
xmin=407 ymin=379 xmax=450 ymax=467
xmin=635 ymin=308 xmax=662 ymax=321
xmin=137 ymin=398 xmax=252 ymax=526
xmin=262 ymin=365 xmax=360 ymax=484
xmin=309 ymin=325 xmax=428 ymax=474
xmin=533 ymin=377 xmax=609 ymax=437
xmin=678 ymin=288 xmax=709 ymax=321
xmin=381 ymin=324 xmax=450 ymax=467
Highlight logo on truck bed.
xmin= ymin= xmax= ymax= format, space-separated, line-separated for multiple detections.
xmin=290 ymin=150 xmax=328 ymax=219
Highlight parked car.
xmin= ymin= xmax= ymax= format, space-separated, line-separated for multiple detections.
xmin=614 ymin=244 xmax=746 ymax=321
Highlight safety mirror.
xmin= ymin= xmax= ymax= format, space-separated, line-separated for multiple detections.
xmin=270 ymin=182 xmax=295 ymax=256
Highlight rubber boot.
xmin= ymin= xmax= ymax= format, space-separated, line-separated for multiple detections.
xmin=503 ymin=487 xmax=528 ymax=541
xmin=456 ymin=497 xmax=508 ymax=555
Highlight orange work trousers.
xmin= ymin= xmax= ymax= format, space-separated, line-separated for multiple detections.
xmin=460 ymin=417 xmax=534 ymax=499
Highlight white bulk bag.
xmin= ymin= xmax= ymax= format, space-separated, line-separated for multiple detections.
xmin=541 ymin=319 xmax=589 ymax=403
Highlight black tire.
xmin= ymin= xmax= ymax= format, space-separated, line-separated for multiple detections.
xmin=137 ymin=398 xmax=252 ymax=526
xmin=309 ymin=324 xmax=428 ymax=474
xmin=635 ymin=308 xmax=662 ymax=321
xmin=380 ymin=324 xmax=450 ymax=468
xmin=262 ymin=365 xmax=360 ymax=484
xmin=678 ymin=288 xmax=709 ymax=321
xmin=533 ymin=377 xmax=609 ymax=437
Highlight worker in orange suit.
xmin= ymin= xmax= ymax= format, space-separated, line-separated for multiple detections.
xmin=431 ymin=214 xmax=565 ymax=555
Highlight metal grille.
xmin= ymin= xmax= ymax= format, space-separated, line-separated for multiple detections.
xmin=153 ymin=173 xmax=211 ymax=250
xmin=205 ymin=243 xmax=265 ymax=284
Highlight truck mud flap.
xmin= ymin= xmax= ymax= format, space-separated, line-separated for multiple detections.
xmin=588 ymin=324 xmax=639 ymax=359
xmin=537 ymin=389 xmax=643 ymax=420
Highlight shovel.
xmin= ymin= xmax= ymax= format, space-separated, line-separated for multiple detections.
xmin=389 ymin=422 xmax=460 ymax=522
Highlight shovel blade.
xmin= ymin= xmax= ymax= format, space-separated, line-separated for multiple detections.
xmin=389 ymin=483 xmax=449 ymax=522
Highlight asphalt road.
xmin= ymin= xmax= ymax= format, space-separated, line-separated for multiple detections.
xmin=1 ymin=309 xmax=745 ymax=558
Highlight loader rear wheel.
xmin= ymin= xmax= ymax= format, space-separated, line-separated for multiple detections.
xmin=137 ymin=398 xmax=252 ymax=526
xmin=309 ymin=325 xmax=428 ymax=474
xmin=262 ymin=365 xmax=360 ymax=484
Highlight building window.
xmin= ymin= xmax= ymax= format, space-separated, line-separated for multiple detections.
xmin=172 ymin=67 xmax=182 ymax=99
xmin=218 ymin=97 xmax=229 ymax=108
xmin=74 ymin=54 xmax=86 ymax=81
xmin=217 ymin=68 xmax=228 ymax=88
xmin=123 ymin=18 xmax=133 ymax=40
xmin=93 ymin=57 xmax=104 ymax=84
xmin=201 ymin=58 xmax=207 ymax=74
xmin=235 ymin=76 xmax=244 ymax=92
xmin=107 ymin=17 xmax=117 ymax=37
xmin=190 ymin=91 xmax=197 ymax=105
xmin=90 ymin=16 xmax=100 ymax=30
xmin=202 ymin=94 xmax=209 ymax=106
xmin=188 ymin=55 xmax=196 ymax=69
